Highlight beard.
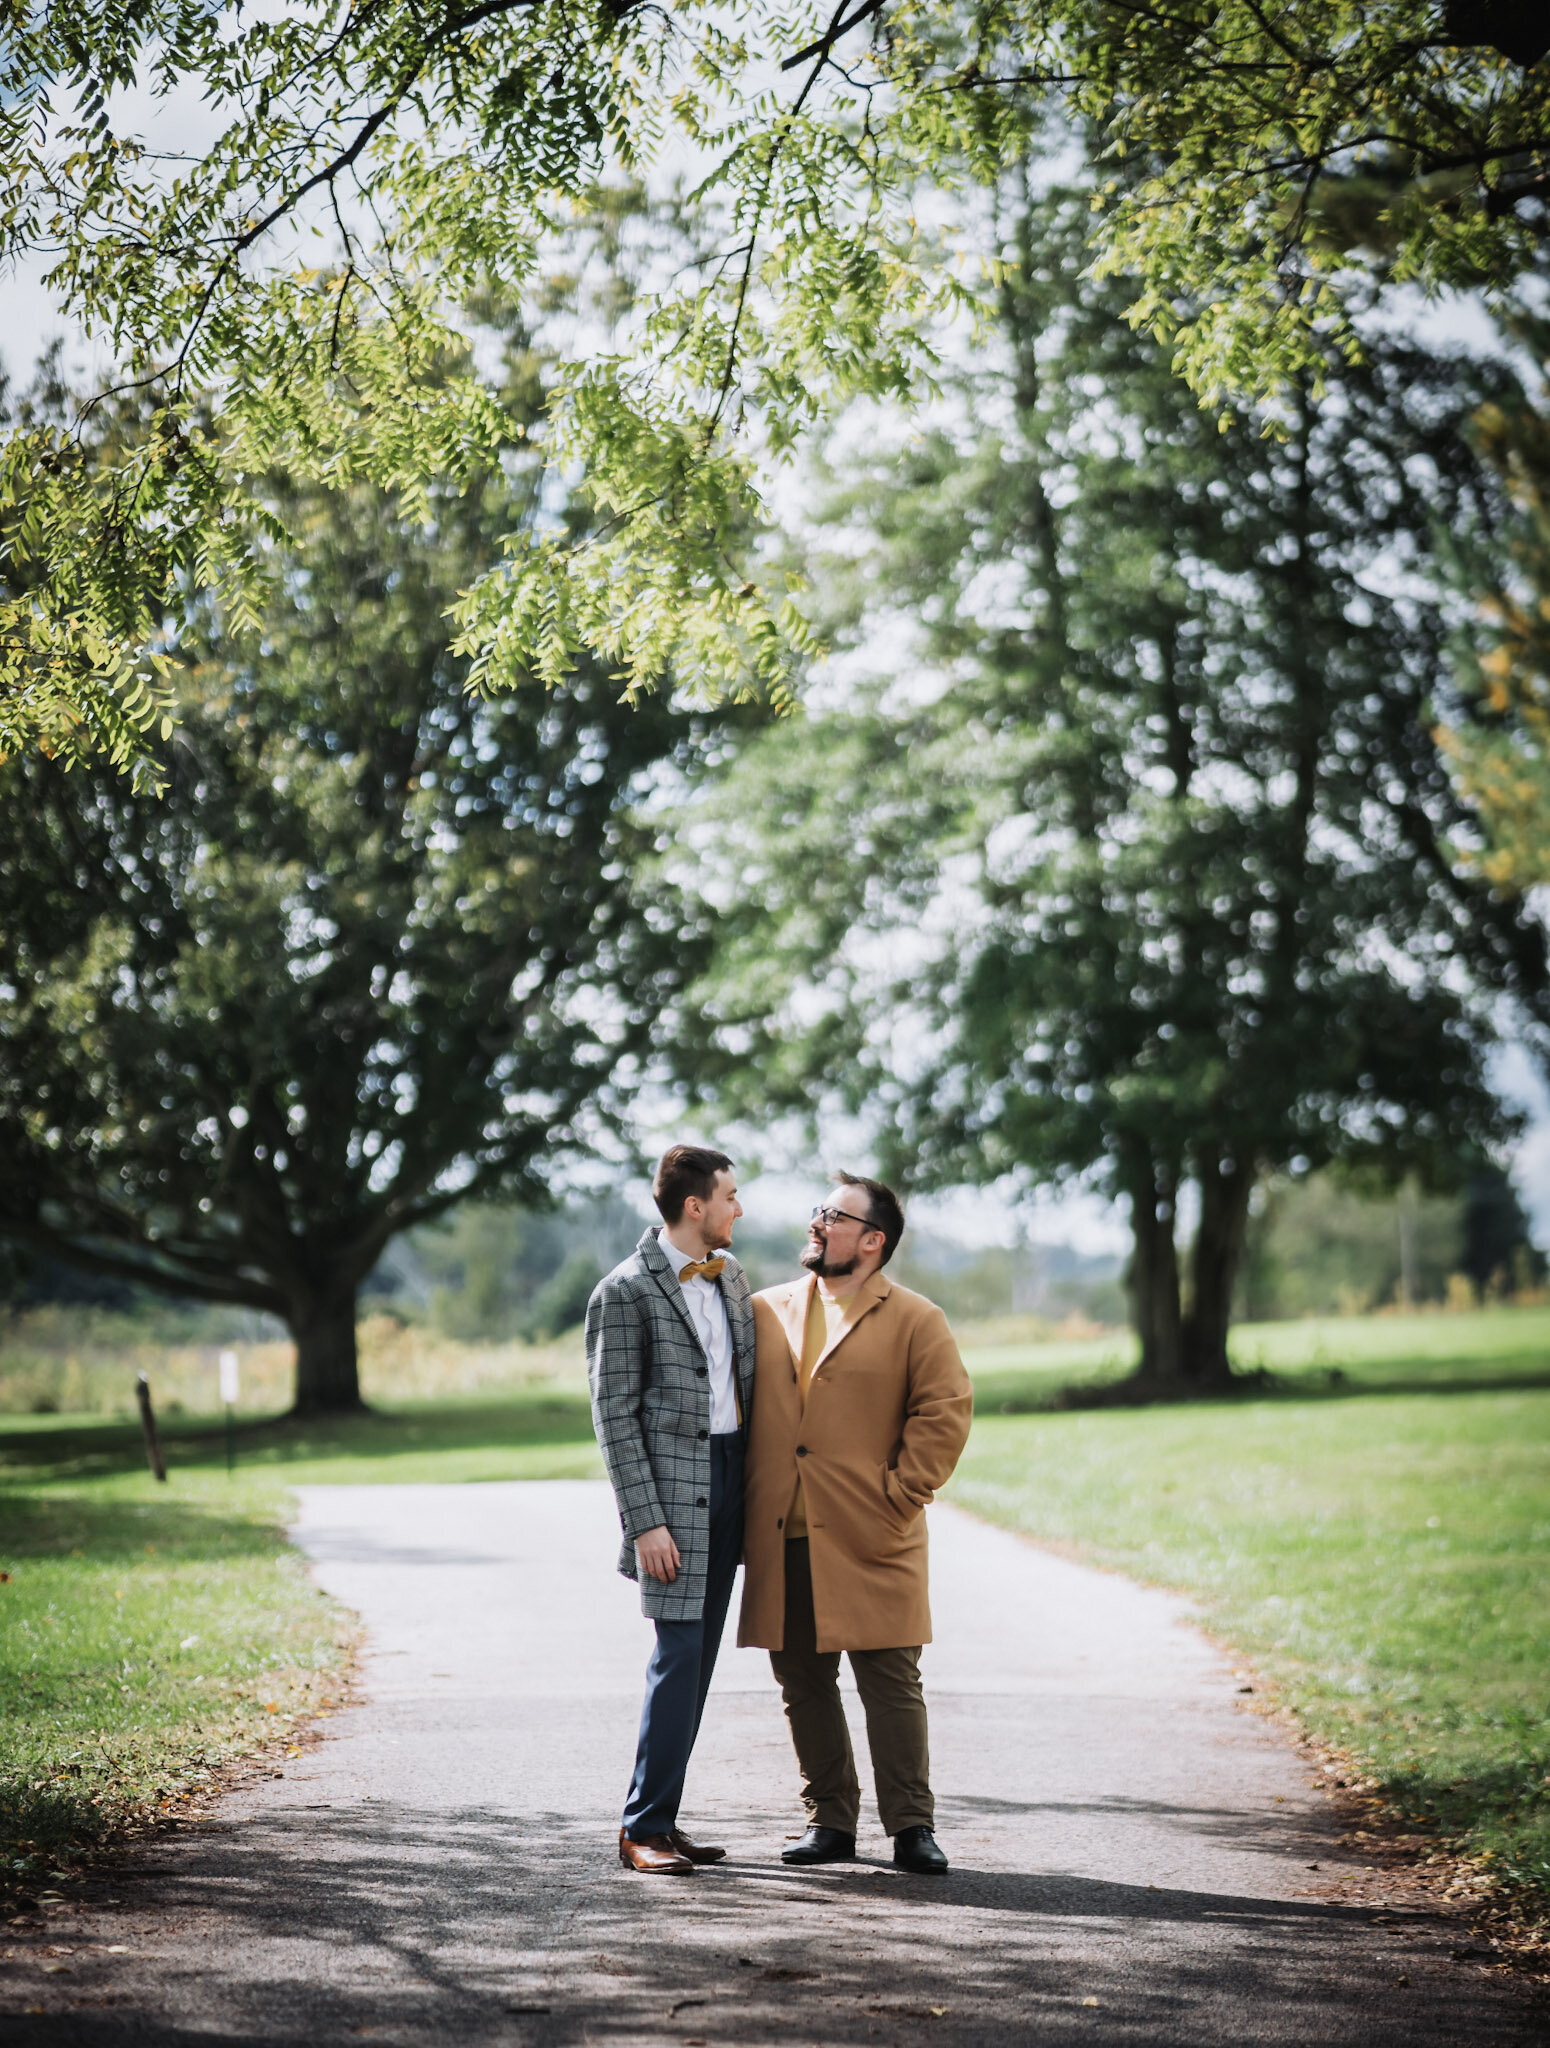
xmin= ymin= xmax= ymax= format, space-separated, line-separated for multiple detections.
xmin=800 ymin=1239 xmax=857 ymax=1278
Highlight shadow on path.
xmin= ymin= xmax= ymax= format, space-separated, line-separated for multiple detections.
xmin=9 ymin=1803 xmax=1538 ymax=2048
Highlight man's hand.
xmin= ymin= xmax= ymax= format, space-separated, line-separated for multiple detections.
xmin=635 ymin=1525 xmax=681 ymax=1584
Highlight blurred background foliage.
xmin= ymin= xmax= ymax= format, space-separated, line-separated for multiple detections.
xmin=3 ymin=1165 xmax=1541 ymax=1417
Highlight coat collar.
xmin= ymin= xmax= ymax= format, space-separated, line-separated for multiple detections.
xmin=637 ymin=1226 xmax=751 ymax=1358
xmin=778 ymin=1267 xmax=891 ymax=1370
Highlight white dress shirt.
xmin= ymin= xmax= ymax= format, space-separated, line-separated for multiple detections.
xmin=659 ymin=1226 xmax=739 ymax=1434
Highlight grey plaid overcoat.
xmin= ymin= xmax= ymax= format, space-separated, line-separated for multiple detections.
xmin=585 ymin=1226 xmax=756 ymax=1621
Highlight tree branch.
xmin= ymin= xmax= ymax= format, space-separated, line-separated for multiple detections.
xmin=780 ymin=0 xmax=886 ymax=72
xmin=1 ymin=1215 xmax=288 ymax=1316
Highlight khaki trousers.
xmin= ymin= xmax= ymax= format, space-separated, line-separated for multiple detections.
xmin=769 ymin=1538 xmax=933 ymax=1836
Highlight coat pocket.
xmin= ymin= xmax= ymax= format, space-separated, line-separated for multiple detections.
xmin=879 ymin=1461 xmax=922 ymax=1525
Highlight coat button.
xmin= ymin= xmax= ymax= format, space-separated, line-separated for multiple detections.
xmin=776 ymin=1516 xmax=783 ymax=1528
xmin=696 ymin=1496 xmax=707 ymax=1507
xmin=697 ymin=1428 xmax=708 ymax=1440
xmin=796 ymin=1444 xmax=808 ymax=1456
xmin=695 ymin=1366 xmax=708 ymax=1378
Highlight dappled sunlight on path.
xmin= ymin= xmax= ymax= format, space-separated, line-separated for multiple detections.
xmin=2 ymin=1484 xmax=1539 ymax=2045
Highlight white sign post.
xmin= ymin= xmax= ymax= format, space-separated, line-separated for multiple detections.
xmin=218 ymin=1349 xmax=240 ymax=1473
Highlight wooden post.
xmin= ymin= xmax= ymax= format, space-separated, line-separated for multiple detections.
xmin=135 ymin=1373 xmax=167 ymax=1482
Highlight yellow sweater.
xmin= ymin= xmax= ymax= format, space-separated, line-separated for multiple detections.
xmin=785 ymin=1285 xmax=859 ymax=1539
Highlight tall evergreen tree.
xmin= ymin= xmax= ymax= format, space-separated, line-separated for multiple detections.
xmin=685 ymin=177 xmax=1550 ymax=1385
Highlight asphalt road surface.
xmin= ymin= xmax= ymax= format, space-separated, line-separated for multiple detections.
xmin=5 ymin=1480 xmax=1542 ymax=2045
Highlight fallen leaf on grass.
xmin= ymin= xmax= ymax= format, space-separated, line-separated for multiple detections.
xmin=106 ymin=1945 xmax=130 ymax=1954
xmin=43 ymin=1964 xmax=71 ymax=1975
xmin=1081 ymin=1996 xmax=1100 ymax=2007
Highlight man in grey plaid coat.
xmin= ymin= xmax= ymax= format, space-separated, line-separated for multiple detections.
xmin=587 ymin=1144 xmax=755 ymax=1874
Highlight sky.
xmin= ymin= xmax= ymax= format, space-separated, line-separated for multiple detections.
xmin=7 ymin=85 xmax=1550 ymax=1262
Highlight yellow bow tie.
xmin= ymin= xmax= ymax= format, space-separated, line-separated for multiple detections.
xmin=679 ymin=1257 xmax=726 ymax=1282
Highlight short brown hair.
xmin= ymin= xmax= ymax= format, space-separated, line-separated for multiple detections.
xmin=653 ymin=1144 xmax=734 ymax=1224
xmin=830 ymin=1170 xmax=905 ymax=1265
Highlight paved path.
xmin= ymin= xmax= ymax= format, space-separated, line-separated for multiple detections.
xmin=6 ymin=1481 xmax=1541 ymax=2045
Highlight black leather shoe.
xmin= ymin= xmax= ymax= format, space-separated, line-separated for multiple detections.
xmin=780 ymin=1825 xmax=857 ymax=1865
xmin=893 ymin=1825 xmax=949 ymax=1874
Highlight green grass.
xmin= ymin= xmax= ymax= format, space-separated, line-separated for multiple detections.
xmin=3 ymin=1308 xmax=1547 ymax=1929
xmin=0 ymin=1386 xmax=604 ymax=1491
xmin=961 ymin=1302 xmax=1550 ymax=1412
xmin=949 ymin=1383 xmax=1550 ymax=1920
xmin=0 ymin=1467 xmax=355 ymax=1893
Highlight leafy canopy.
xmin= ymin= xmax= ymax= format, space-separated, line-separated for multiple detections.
xmin=2 ymin=2 xmax=1546 ymax=778
xmin=1438 ymin=334 xmax=1550 ymax=888
xmin=0 ymin=332 xmax=734 ymax=1409
xmin=678 ymin=173 xmax=1550 ymax=1377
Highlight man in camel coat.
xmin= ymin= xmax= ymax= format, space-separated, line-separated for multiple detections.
xmin=739 ymin=1172 xmax=973 ymax=1875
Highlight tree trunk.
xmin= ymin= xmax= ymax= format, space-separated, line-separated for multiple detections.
xmin=1181 ymin=1149 xmax=1256 ymax=1385
xmin=1125 ymin=1154 xmax=1183 ymax=1382
xmin=289 ymin=1283 xmax=365 ymax=1415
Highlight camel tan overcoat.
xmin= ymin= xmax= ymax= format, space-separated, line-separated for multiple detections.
xmin=737 ymin=1270 xmax=974 ymax=1654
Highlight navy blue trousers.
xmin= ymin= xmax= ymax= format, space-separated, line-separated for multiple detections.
xmin=621 ymin=1432 xmax=744 ymax=1840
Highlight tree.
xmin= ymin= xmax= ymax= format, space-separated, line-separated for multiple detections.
xmin=1238 ymin=1173 xmax=1466 ymax=1319
xmin=0 ymin=371 xmax=728 ymax=1412
xmin=4 ymin=6 xmax=1546 ymax=777
xmin=681 ymin=176 xmax=1550 ymax=1387
xmin=1436 ymin=336 xmax=1550 ymax=887
xmin=0 ymin=5 xmax=936 ymax=778
xmin=951 ymin=1 xmax=1550 ymax=405
xmin=387 ymin=1193 xmax=645 ymax=1340
xmin=1459 ymin=1162 xmax=1543 ymax=1295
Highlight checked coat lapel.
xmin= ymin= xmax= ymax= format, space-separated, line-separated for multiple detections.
xmin=637 ymin=1226 xmax=756 ymax=1429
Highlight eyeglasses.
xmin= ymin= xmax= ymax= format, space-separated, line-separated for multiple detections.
xmin=810 ymin=1203 xmax=878 ymax=1234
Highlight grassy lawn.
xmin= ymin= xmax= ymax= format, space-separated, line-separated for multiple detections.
xmin=0 ymin=1469 xmax=354 ymax=1894
xmin=961 ymin=1301 xmax=1550 ymax=1410
xmin=2 ymin=1307 xmax=1546 ymax=1932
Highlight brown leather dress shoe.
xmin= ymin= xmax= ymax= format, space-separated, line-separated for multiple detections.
xmin=618 ymin=1828 xmax=693 ymax=1874
xmin=667 ymin=1827 xmax=726 ymax=1865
